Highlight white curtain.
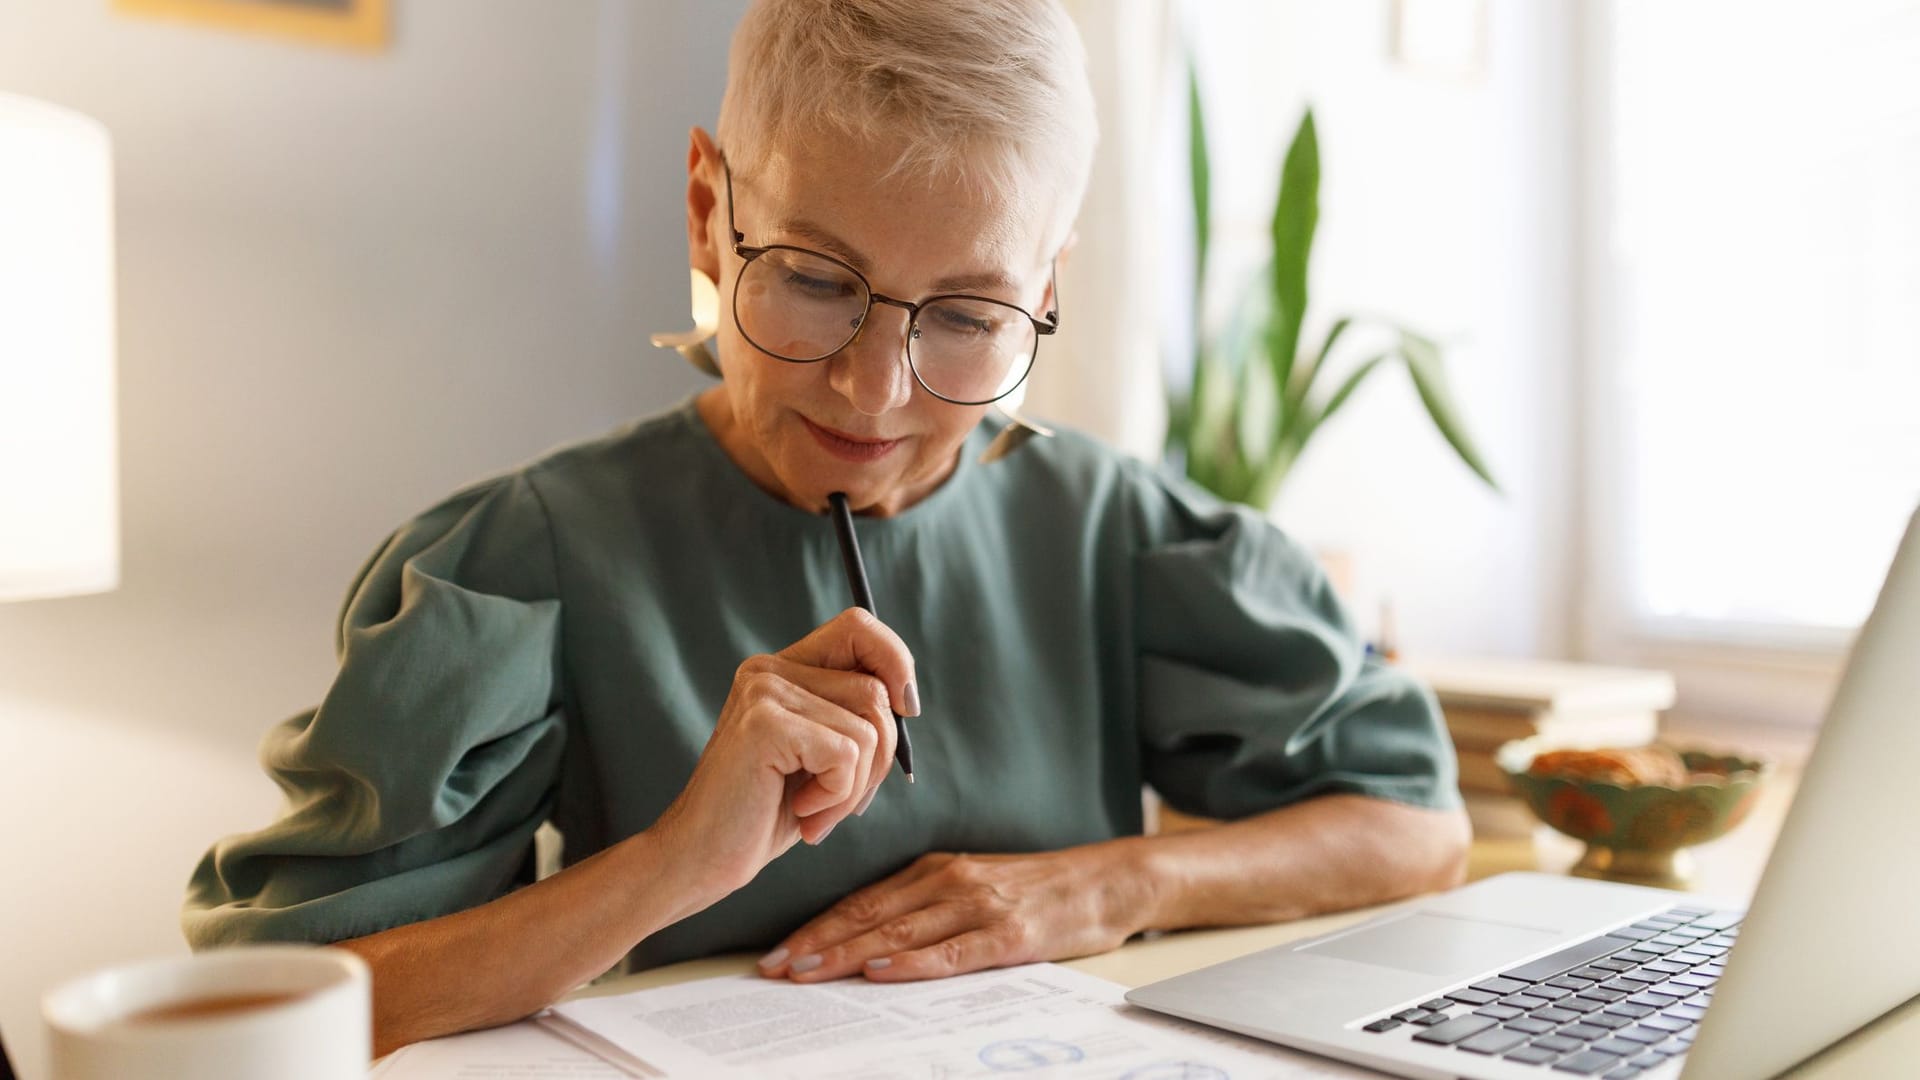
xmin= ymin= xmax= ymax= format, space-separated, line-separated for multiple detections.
xmin=1027 ymin=0 xmax=1173 ymax=463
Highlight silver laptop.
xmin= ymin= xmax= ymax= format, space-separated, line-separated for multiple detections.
xmin=1127 ymin=504 xmax=1920 ymax=1080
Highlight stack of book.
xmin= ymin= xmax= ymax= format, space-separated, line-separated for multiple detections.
xmin=1401 ymin=657 xmax=1677 ymax=839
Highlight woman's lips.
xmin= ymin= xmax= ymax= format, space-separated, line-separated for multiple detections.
xmin=802 ymin=416 xmax=905 ymax=462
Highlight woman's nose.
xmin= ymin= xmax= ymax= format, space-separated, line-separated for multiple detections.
xmin=827 ymin=304 xmax=914 ymax=416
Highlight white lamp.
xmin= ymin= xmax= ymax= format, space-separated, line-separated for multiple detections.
xmin=0 ymin=92 xmax=119 ymax=601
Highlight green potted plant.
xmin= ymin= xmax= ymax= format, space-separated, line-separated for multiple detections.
xmin=1165 ymin=79 xmax=1500 ymax=509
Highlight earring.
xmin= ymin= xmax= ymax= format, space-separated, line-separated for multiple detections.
xmin=978 ymin=407 xmax=1054 ymax=464
xmin=649 ymin=268 xmax=722 ymax=378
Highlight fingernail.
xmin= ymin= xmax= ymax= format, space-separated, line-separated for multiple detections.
xmin=855 ymin=789 xmax=877 ymax=816
xmin=790 ymin=954 xmax=823 ymax=974
xmin=865 ymin=956 xmax=892 ymax=971
xmin=757 ymin=946 xmax=788 ymax=970
xmin=903 ymin=680 xmax=921 ymax=717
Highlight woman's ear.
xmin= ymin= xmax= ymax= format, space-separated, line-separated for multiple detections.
xmin=686 ymin=127 xmax=725 ymax=284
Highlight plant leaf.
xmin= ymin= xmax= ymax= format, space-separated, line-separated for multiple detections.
xmin=1398 ymin=330 xmax=1501 ymax=493
xmin=1287 ymin=313 xmax=1350 ymax=421
xmin=1301 ymin=348 xmax=1394 ymax=444
xmin=1265 ymin=108 xmax=1319 ymax=404
xmin=1186 ymin=55 xmax=1210 ymax=317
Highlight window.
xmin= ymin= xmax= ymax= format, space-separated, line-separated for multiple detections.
xmin=1593 ymin=0 xmax=1920 ymax=644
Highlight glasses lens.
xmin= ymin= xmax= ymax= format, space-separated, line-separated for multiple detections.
xmin=910 ymin=297 xmax=1038 ymax=404
xmin=736 ymin=248 xmax=869 ymax=361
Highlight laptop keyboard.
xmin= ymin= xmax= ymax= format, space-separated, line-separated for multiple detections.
xmin=1358 ymin=904 xmax=1742 ymax=1077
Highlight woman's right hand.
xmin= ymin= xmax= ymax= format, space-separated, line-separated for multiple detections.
xmin=651 ymin=607 xmax=919 ymax=894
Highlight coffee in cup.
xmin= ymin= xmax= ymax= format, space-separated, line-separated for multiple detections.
xmin=43 ymin=945 xmax=369 ymax=1080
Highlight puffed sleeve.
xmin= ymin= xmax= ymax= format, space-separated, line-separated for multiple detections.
xmin=1130 ymin=468 xmax=1460 ymax=819
xmin=182 ymin=471 xmax=567 ymax=948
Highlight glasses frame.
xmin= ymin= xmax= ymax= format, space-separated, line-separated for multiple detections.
xmin=722 ymin=160 xmax=1059 ymax=407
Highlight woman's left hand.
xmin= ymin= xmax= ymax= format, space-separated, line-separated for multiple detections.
xmin=756 ymin=844 xmax=1152 ymax=983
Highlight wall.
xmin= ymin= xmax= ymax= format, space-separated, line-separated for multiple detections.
xmin=0 ymin=2 xmax=744 ymax=1075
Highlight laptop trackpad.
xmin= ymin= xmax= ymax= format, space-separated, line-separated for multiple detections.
xmin=1297 ymin=911 xmax=1562 ymax=978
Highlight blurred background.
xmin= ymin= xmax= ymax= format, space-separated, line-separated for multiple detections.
xmin=1 ymin=1 xmax=1915 ymax=1076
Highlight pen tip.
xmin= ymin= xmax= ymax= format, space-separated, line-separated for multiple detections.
xmin=906 ymin=773 xmax=916 ymax=784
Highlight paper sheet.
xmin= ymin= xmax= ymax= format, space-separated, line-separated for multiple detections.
xmin=766 ymin=1001 xmax=1388 ymax=1079
xmin=540 ymin=963 xmax=1379 ymax=1079
xmin=369 ymin=1019 xmax=629 ymax=1079
xmin=540 ymin=963 xmax=1125 ymax=1076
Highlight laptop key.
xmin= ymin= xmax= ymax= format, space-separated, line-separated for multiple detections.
xmin=1458 ymin=1028 xmax=1531 ymax=1055
xmin=1584 ymin=987 xmax=1629 ymax=1003
xmin=1629 ymin=920 xmax=1670 ymax=932
xmin=1643 ymin=960 xmax=1690 ymax=975
xmin=1472 ymin=976 xmax=1534 ymax=996
xmin=1627 ymin=992 xmax=1679 ymax=1008
xmin=1671 ymin=974 xmax=1718 ymax=989
xmin=1506 ymin=1045 xmax=1563 ymax=1064
xmin=1363 ymin=1018 xmax=1402 ymax=1032
xmin=1473 ymin=1004 xmax=1525 ymax=1021
xmin=1550 ymin=975 xmax=1600 ymax=989
xmin=1694 ymin=912 xmax=1743 ymax=930
xmin=1419 ymin=998 xmax=1453 ymax=1011
xmin=1651 ymin=934 xmax=1694 ymax=948
xmin=1605 ymin=1002 xmax=1657 ymax=1020
xmin=1561 ymin=1022 xmax=1610 ymax=1041
xmin=1631 ymin=1053 xmax=1667 ymax=1068
xmin=1507 ymin=1018 xmax=1558 ymax=1035
xmin=1632 ymin=940 xmax=1679 ymax=955
xmin=1672 ymin=925 xmax=1715 ymax=939
xmin=1561 ymin=996 xmax=1610 ymax=1014
xmin=1410 ymin=1012 xmax=1452 ymax=1026
xmin=1591 ymin=1037 xmax=1643 ymax=1056
xmin=1576 ymin=966 xmax=1620 ymax=980
xmin=1602 ymin=1069 xmax=1642 ymax=1080
xmin=1667 ymin=906 xmax=1711 ymax=918
xmin=1528 ymin=985 xmax=1574 ymax=1001
xmin=1446 ymin=988 xmax=1500 ymax=1006
xmin=1392 ymin=1009 xmax=1426 ymax=1022
xmin=1665 ymin=1004 xmax=1708 ymax=1023
xmin=1411 ymin=1015 xmax=1499 ymax=1045
xmin=1585 ymin=1011 xmax=1633 ymax=1030
xmin=1618 ymin=1026 xmax=1671 ymax=1044
xmin=1532 ymin=1006 xmax=1582 ymax=1024
xmin=1552 ymin=1049 xmax=1626 ymax=1074
xmin=1608 ymin=926 xmax=1657 ymax=941
xmin=1531 ymin=1035 xmax=1586 ymax=1053
xmin=1504 ymin=936 xmax=1637 ymax=983
xmin=1642 ymin=1015 xmax=1692 ymax=1033
xmin=1501 ymin=993 xmax=1552 ymax=1011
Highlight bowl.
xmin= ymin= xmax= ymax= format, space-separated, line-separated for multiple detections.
xmin=1495 ymin=737 xmax=1772 ymax=889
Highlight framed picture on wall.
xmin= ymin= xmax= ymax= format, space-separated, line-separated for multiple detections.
xmin=113 ymin=0 xmax=389 ymax=52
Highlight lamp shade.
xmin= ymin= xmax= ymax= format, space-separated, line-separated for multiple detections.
xmin=0 ymin=93 xmax=119 ymax=602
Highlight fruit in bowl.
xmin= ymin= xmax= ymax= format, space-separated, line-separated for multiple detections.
xmin=1495 ymin=737 xmax=1771 ymax=889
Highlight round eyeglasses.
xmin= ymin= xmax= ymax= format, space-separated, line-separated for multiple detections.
xmin=723 ymin=162 xmax=1058 ymax=406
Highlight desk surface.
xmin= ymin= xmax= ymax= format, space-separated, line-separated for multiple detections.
xmin=579 ymin=765 xmax=1919 ymax=1078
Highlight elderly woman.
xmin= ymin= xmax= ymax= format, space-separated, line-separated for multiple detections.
xmin=185 ymin=0 xmax=1468 ymax=1057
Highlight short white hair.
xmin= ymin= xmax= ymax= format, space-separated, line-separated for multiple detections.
xmin=716 ymin=0 xmax=1097 ymax=256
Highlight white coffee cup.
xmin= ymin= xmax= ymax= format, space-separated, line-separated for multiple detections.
xmin=42 ymin=945 xmax=370 ymax=1080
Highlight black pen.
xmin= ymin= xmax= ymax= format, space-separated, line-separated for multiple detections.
xmin=825 ymin=491 xmax=916 ymax=784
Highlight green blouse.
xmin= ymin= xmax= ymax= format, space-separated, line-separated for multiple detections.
xmin=182 ymin=399 xmax=1459 ymax=972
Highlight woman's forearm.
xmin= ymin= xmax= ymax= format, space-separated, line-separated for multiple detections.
xmin=333 ymin=826 xmax=730 ymax=1057
xmin=1116 ymin=793 xmax=1471 ymax=936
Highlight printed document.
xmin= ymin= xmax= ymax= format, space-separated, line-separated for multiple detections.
xmin=539 ymin=962 xmax=1377 ymax=1078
